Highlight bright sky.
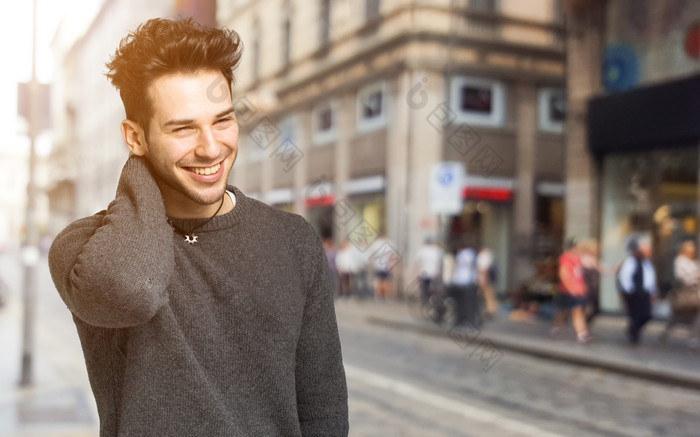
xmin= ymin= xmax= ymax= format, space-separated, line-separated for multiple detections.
xmin=0 ymin=0 xmax=103 ymax=155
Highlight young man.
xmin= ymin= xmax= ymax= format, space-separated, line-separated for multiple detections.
xmin=48 ymin=17 xmax=348 ymax=436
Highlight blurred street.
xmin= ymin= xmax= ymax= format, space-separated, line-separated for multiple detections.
xmin=0 ymin=249 xmax=97 ymax=437
xmin=2 ymin=249 xmax=700 ymax=436
xmin=336 ymin=298 xmax=700 ymax=437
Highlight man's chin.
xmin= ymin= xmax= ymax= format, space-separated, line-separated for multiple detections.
xmin=188 ymin=186 xmax=227 ymax=206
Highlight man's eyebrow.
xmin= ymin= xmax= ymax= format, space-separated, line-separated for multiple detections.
xmin=214 ymin=107 xmax=236 ymax=118
xmin=164 ymin=117 xmax=195 ymax=127
xmin=163 ymin=107 xmax=236 ymax=127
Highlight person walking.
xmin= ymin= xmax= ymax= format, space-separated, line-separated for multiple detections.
xmin=369 ymin=234 xmax=397 ymax=300
xmin=551 ymin=239 xmax=592 ymax=344
xmin=580 ymin=239 xmax=601 ymax=326
xmin=47 ymin=17 xmax=348 ymax=436
xmin=476 ymin=247 xmax=498 ymax=319
xmin=618 ymin=236 xmax=657 ymax=345
xmin=450 ymin=244 xmax=479 ymax=327
xmin=661 ymin=240 xmax=700 ymax=348
xmin=415 ymin=236 xmax=444 ymax=304
xmin=321 ymin=230 xmax=341 ymax=298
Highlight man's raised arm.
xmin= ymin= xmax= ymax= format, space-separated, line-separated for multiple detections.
xmin=48 ymin=155 xmax=174 ymax=328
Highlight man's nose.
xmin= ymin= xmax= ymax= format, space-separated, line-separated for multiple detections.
xmin=195 ymin=127 xmax=219 ymax=159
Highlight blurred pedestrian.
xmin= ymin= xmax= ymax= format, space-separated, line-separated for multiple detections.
xmin=661 ymin=240 xmax=700 ymax=348
xmin=321 ymin=229 xmax=340 ymax=298
xmin=415 ymin=236 xmax=444 ymax=304
xmin=618 ymin=236 xmax=657 ymax=345
xmin=551 ymin=238 xmax=592 ymax=344
xmin=580 ymin=239 xmax=601 ymax=326
xmin=336 ymin=239 xmax=369 ymax=298
xmin=369 ymin=234 xmax=397 ymax=300
xmin=476 ymin=247 xmax=498 ymax=319
xmin=450 ymin=243 xmax=479 ymax=327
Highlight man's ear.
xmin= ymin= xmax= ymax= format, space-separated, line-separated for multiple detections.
xmin=121 ymin=119 xmax=148 ymax=156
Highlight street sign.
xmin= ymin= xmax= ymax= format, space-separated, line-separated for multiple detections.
xmin=430 ymin=162 xmax=465 ymax=215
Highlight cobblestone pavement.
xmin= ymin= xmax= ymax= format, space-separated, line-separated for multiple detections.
xmin=335 ymin=299 xmax=700 ymax=437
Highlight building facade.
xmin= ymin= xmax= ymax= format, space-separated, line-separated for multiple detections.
xmin=564 ymin=0 xmax=700 ymax=312
xmin=221 ymin=0 xmax=566 ymax=296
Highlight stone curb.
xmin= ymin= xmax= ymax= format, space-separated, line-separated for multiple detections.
xmin=366 ymin=315 xmax=700 ymax=391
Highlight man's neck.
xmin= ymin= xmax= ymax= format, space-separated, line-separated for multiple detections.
xmin=164 ymin=190 xmax=234 ymax=219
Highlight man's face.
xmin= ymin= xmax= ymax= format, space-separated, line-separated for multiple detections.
xmin=639 ymin=240 xmax=652 ymax=259
xmin=141 ymin=70 xmax=238 ymax=210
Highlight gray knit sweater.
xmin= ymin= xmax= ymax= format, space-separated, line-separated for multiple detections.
xmin=48 ymin=156 xmax=349 ymax=436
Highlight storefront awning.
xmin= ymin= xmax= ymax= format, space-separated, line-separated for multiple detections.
xmin=588 ymin=73 xmax=700 ymax=156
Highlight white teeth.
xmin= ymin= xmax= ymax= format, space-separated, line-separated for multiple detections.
xmin=191 ymin=163 xmax=220 ymax=175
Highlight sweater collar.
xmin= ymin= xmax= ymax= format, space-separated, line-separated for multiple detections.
xmin=165 ymin=185 xmax=250 ymax=234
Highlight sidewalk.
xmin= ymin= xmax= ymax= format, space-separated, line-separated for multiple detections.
xmin=0 ymin=250 xmax=98 ymax=437
xmin=334 ymin=296 xmax=700 ymax=391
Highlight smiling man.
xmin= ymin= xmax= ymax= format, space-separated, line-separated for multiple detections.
xmin=48 ymin=17 xmax=348 ymax=436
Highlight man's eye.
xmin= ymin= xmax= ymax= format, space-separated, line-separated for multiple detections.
xmin=216 ymin=117 xmax=233 ymax=124
xmin=174 ymin=126 xmax=192 ymax=133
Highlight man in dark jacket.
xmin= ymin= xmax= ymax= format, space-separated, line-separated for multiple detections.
xmin=618 ymin=236 xmax=657 ymax=345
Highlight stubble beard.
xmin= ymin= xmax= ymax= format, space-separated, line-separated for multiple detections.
xmin=142 ymin=152 xmax=232 ymax=208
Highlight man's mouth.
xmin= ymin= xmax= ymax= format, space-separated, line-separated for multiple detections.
xmin=186 ymin=162 xmax=221 ymax=175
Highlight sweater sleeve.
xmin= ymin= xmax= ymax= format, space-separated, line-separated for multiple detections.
xmin=48 ymin=156 xmax=174 ymax=328
xmin=293 ymin=219 xmax=349 ymax=436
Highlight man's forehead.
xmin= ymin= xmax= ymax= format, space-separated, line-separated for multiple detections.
xmin=147 ymin=71 xmax=232 ymax=120
xmin=148 ymin=71 xmax=226 ymax=97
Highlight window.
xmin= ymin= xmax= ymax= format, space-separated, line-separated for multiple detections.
xmin=461 ymin=86 xmax=492 ymax=114
xmin=538 ymin=88 xmax=565 ymax=133
xmin=468 ymin=0 xmax=497 ymax=13
xmin=450 ymin=76 xmax=506 ymax=127
xmin=357 ymin=82 xmax=387 ymax=132
xmin=252 ymin=17 xmax=261 ymax=80
xmin=313 ymin=101 xmax=335 ymax=145
xmin=279 ymin=115 xmax=299 ymax=150
xmin=366 ymin=0 xmax=380 ymax=21
xmin=320 ymin=0 xmax=331 ymax=45
xmin=282 ymin=0 xmax=292 ymax=65
xmin=247 ymin=133 xmax=265 ymax=162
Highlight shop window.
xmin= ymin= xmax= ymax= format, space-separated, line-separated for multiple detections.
xmin=450 ymin=76 xmax=506 ymax=127
xmin=357 ymin=82 xmax=387 ymax=132
xmin=538 ymin=88 xmax=565 ymax=133
xmin=599 ymin=147 xmax=699 ymax=308
xmin=313 ymin=101 xmax=335 ymax=145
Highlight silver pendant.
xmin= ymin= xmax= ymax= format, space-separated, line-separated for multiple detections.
xmin=184 ymin=234 xmax=198 ymax=244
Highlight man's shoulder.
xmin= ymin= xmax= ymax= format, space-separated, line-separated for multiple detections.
xmin=235 ymin=188 xmax=317 ymax=242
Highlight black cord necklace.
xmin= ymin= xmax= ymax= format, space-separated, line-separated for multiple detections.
xmin=167 ymin=195 xmax=225 ymax=245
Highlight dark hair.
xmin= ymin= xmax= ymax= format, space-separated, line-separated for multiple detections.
xmin=105 ymin=17 xmax=243 ymax=137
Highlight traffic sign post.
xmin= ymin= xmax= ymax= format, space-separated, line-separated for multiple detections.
xmin=430 ymin=162 xmax=465 ymax=215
